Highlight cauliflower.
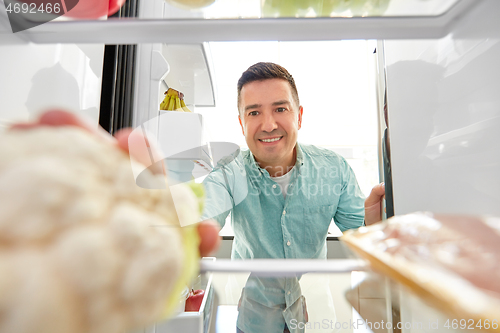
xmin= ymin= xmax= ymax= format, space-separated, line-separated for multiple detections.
xmin=0 ymin=127 xmax=200 ymax=333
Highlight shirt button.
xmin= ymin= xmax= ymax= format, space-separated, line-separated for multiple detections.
xmin=272 ymin=184 xmax=277 ymax=189
xmin=287 ymin=241 xmax=291 ymax=246
xmin=287 ymin=291 xmax=291 ymax=295
xmin=283 ymin=210 xmax=286 ymax=215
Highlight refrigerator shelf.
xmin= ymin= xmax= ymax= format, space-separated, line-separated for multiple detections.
xmin=199 ymin=259 xmax=368 ymax=276
xmin=0 ymin=0 xmax=480 ymax=45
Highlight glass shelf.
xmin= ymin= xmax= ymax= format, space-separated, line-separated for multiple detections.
xmin=0 ymin=0 xmax=480 ymax=45
xmin=144 ymin=261 xmax=490 ymax=333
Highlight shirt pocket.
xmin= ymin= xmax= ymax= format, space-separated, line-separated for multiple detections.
xmin=303 ymin=205 xmax=336 ymax=245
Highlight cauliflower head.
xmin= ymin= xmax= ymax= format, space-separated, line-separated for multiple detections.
xmin=0 ymin=127 xmax=201 ymax=333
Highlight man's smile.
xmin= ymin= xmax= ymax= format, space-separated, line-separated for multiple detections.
xmin=258 ymin=136 xmax=283 ymax=143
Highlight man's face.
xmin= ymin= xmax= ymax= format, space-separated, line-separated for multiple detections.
xmin=238 ymin=78 xmax=303 ymax=168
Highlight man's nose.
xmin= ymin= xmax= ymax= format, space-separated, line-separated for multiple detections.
xmin=261 ymin=112 xmax=278 ymax=132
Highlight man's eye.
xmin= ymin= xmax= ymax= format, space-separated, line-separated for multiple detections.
xmin=248 ymin=111 xmax=259 ymax=116
xmin=276 ymin=107 xmax=286 ymax=112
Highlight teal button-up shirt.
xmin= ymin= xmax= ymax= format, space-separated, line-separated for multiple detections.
xmin=201 ymin=143 xmax=365 ymax=333
xmin=202 ymin=143 xmax=365 ymax=259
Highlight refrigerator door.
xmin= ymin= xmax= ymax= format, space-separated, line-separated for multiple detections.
xmin=383 ymin=0 xmax=500 ymax=216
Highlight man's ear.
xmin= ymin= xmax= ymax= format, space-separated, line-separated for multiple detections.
xmin=298 ymin=106 xmax=303 ymax=130
xmin=238 ymin=115 xmax=245 ymax=135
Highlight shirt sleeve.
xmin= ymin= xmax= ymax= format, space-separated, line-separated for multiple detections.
xmin=201 ymin=167 xmax=233 ymax=228
xmin=333 ymin=158 xmax=366 ymax=232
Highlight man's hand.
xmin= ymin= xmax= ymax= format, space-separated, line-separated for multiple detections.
xmin=197 ymin=219 xmax=221 ymax=256
xmin=364 ymin=183 xmax=385 ymax=226
xmin=11 ymin=109 xmax=221 ymax=257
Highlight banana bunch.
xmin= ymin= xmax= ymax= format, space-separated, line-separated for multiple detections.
xmin=160 ymin=88 xmax=192 ymax=112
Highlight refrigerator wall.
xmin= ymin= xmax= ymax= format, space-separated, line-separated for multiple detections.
xmin=0 ymin=43 xmax=104 ymax=130
xmin=384 ymin=0 xmax=500 ymax=216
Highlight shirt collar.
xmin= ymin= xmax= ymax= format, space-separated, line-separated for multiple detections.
xmin=245 ymin=143 xmax=304 ymax=177
xmin=295 ymin=143 xmax=304 ymax=168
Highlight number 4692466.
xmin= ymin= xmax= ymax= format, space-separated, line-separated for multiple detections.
xmin=444 ymin=319 xmax=498 ymax=330
xmin=5 ymin=2 xmax=61 ymax=14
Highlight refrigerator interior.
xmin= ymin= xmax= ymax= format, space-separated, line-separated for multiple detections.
xmin=0 ymin=0 xmax=498 ymax=244
xmin=0 ymin=0 xmax=500 ymax=332
xmin=2 ymin=0 xmax=496 ymax=215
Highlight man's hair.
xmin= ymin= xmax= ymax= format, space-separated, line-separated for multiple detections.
xmin=237 ymin=62 xmax=300 ymax=113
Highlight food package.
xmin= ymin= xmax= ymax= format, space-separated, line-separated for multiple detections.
xmin=341 ymin=212 xmax=500 ymax=330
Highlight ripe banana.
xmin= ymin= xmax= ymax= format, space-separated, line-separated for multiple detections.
xmin=167 ymin=95 xmax=176 ymax=111
xmin=175 ymin=97 xmax=183 ymax=111
xmin=160 ymin=93 xmax=171 ymax=111
xmin=180 ymin=98 xmax=192 ymax=113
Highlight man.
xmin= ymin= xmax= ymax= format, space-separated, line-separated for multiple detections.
xmin=201 ymin=62 xmax=385 ymax=332
xmin=202 ymin=62 xmax=384 ymax=255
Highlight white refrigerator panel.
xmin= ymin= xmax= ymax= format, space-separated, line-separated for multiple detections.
xmin=0 ymin=43 xmax=104 ymax=129
xmin=384 ymin=0 xmax=500 ymax=215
